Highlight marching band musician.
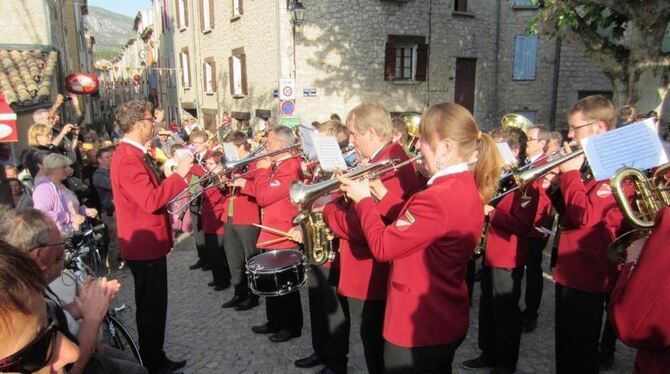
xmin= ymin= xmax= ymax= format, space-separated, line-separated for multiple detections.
xmin=188 ymin=130 xmax=212 ymax=273
xmin=462 ymin=127 xmax=535 ymax=374
xmin=322 ymin=102 xmax=420 ymax=374
xmin=609 ymin=207 xmax=670 ymax=374
xmin=221 ymin=131 xmax=262 ymax=311
xmin=230 ymin=125 xmax=304 ymax=343
xmin=338 ymin=102 xmax=502 ymax=373
xmin=550 ymin=95 xmax=628 ymax=373
xmin=200 ymin=150 xmax=231 ymax=291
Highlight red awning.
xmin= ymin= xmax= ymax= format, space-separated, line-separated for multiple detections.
xmin=0 ymin=94 xmax=17 ymax=142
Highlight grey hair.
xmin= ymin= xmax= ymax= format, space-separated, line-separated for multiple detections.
xmin=271 ymin=125 xmax=297 ymax=146
xmin=32 ymin=109 xmax=50 ymax=124
xmin=0 ymin=209 xmax=57 ymax=253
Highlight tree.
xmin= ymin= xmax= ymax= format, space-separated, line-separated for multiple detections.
xmin=530 ymin=0 xmax=670 ymax=116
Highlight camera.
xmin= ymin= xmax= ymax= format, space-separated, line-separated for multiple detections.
xmin=63 ymin=96 xmax=73 ymax=102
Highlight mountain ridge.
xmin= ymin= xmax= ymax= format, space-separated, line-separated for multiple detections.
xmin=87 ymin=6 xmax=135 ymax=61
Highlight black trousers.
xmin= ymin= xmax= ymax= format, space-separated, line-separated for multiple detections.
xmin=466 ymin=258 xmax=477 ymax=305
xmin=555 ymin=283 xmax=606 ymax=374
xmin=204 ymin=233 xmax=230 ymax=287
xmin=348 ymin=297 xmax=385 ymax=374
xmin=127 ymin=257 xmax=168 ymax=371
xmin=523 ymin=237 xmax=548 ymax=320
xmin=190 ymin=213 xmax=206 ymax=263
xmin=223 ymin=223 xmax=260 ymax=289
xmin=600 ymin=292 xmax=618 ymax=356
xmin=478 ymin=266 xmax=523 ymax=371
xmin=266 ymin=290 xmax=303 ymax=335
xmin=307 ymin=266 xmax=349 ymax=372
xmin=384 ymin=338 xmax=464 ymax=374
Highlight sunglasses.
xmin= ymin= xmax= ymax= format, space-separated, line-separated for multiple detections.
xmin=0 ymin=319 xmax=58 ymax=373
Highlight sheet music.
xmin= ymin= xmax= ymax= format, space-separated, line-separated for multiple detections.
xmin=582 ymin=118 xmax=668 ymax=181
xmin=311 ymin=134 xmax=348 ymax=172
xmin=496 ymin=142 xmax=518 ymax=166
xmin=222 ymin=142 xmax=239 ymax=162
xmin=298 ymin=123 xmax=317 ymax=160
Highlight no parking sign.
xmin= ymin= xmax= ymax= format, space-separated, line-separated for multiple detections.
xmin=280 ymin=100 xmax=295 ymax=116
xmin=279 ymin=79 xmax=295 ymax=100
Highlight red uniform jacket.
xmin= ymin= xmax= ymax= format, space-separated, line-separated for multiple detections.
xmin=551 ymin=170 xmax=625 ymax=292
xmin=324 ymin=142 xmax=419 ymax=300
xmin=200 ymin=184 xmax=227 ymax=234
xmin=241 ymin=156 xmax=301 ymax=250
xmin=610 ymin=207 xmax=670 ymax=374
xmin=110 ymin=142 xmax=187 ymax=260
xmin=485 ymin=187 xmax=535 ymax=268
xmin=356 ymin=171 xmax=483 ymax=347
xmin=227 ymin=161 xmax=260 ymax=225
xmin=527 ymin=157 xmax=554 ymax=239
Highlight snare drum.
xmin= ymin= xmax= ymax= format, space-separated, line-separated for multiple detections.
xmin=246 ymin=249 xmax=309 ymax=296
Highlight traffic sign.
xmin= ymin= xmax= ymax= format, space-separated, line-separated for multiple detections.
xmin=279 ymin=79 xmax=295 ymax=100
xmin=280 ymin=100 xmax=295 ymax=116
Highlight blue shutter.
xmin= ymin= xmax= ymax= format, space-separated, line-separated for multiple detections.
xmin=513 ymin=35 xmax=538 ymax=80
xmin=514 ymin=0 xmax=532 ymax=5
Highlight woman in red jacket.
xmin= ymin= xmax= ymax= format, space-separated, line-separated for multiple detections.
xmin=339 ymin=102 xmax=502 ymax=373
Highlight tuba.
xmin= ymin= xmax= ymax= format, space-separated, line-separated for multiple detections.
xmin=400 ymin=112 xmax=422 ymax=151
xmin=501 ymin=113 xmax=533 ymax=132
xmin=607 ymin=163 xmax=670 ymax=263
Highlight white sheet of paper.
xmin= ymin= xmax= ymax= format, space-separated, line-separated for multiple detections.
xmin=582 ymin=118 xmax=668 ymax=181
xmin=311 ymin=134 xmax=348 ymax=172
xmin=496 ymin=142 xmax=518 ymax=166
xmin=222 ymin=142 xmax=239 ymax=162
xmin=298 ymin=123 xmax=317 ymax=160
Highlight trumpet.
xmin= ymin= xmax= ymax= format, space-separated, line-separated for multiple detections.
xmin=607 ymin=163 xmax=670 ymax=263
xmin=223 ymin=143 xmax=300 ymax=170
xmin=291 ymin=154 xmax=422 ymax=265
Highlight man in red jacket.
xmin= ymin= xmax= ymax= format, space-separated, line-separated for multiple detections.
xmin=610 ymin=207 xmax=670 ymax=374
xmin=110 ymin=100 xmax=193 ymax=374
xmin=322 ymin=102 xmax=419 ymax=374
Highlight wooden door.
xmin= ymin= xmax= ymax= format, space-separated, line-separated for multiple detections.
xmin=454 ymin=58 xmax=477 ymax=114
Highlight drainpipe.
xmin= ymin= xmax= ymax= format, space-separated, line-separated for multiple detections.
xmin=549 ymin=37 xmax=562 ymax=130
xmin=426 ymin=0 xmax=433 ymax=108
xmin=492 ymin=0 xmax=501 ymax=128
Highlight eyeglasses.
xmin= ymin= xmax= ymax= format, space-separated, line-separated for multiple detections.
xmin=568 ymin=121 xmax=596 ymax=132
xmin=0 ymin=319 xmax=58 ymax=373
xmin=527 ymin=137 xmax=540 ymax=142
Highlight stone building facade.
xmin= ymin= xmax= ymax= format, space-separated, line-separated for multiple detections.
xmin=157 ymin=0 xmax=614 ymax=132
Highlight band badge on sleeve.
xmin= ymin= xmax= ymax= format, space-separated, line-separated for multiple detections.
xmin=596 ymin=183 xmax=612 ymax=198
xmin=395 ymin=210 xmax=415 ymax=232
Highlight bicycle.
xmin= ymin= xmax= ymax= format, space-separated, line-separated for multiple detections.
xmin=64 ymin=222 xmax=143 ymax=366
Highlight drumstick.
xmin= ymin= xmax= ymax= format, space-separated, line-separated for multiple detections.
xmin=253 ymin=223 xmax=293 ymax=238
xmin=257 ymin=237 xmax=291 ymax=247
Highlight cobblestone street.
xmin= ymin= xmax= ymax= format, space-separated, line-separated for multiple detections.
xmin=111 ymin=233 xmax=636 ymax=374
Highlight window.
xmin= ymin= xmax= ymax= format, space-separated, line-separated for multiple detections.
xmin=513 ymin=0 xmax=535 ymax=6
xmin=513 ymin=34 xmax=538 ymax=80
xmin=384 ymin=35 xmax=428 ymax=82
xmin=232 ymin=0 xmax=243 ymax=18
xmin=200 ymin=0 xmax=214 ymax=31
xmin=229 ymin=49 xmax=247 ymax=97
xmin=180 ymin=48 xmax=191 ymax=88
xmin=454 ymin=0 xmax=467 ymax=12
xmin=203 ymin=58 xmax=216 ymax=94
xmin=176 ymin=0 xmax=189 ymax=29
xmin=517 ymin=111 xmax=537 ymax=123
xmin=203 ymin=111 xmax=217 ymax=131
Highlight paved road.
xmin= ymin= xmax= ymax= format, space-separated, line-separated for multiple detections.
xmin=111 ymin=233 xmax=635 ymax=374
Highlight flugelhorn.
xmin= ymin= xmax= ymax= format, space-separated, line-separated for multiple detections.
xmin=607 ymin=163 xmax=670 ymax=263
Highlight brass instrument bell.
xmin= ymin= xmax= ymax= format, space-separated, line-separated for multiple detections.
xmin=501 ymin=113 xmax=533 ymax=133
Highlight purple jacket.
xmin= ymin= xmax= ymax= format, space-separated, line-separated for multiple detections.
xmin=32 ymin=180 xmax=86 ymax=232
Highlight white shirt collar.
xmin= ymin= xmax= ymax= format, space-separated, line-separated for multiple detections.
xmin=427 ymin=162 xmax=469 ymax=185
xmin=121 ymin=138 xmax=147 ymax=154
xmin=529 ymin=152 xmax=543 ymax=163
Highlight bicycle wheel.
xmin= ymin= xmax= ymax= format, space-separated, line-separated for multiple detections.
xmin=104 ymin=315 xmax=143 ymax=366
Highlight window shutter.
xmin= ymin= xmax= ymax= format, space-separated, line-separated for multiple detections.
xmin=199 ymin=0 xmax=204 ymax=31
xmin=209 ymin=0 xmax=215 ymax=28
xmin=526 ymin=35 xmax=538 ymax=80
xmin=513 ymin=35 xmax=524 ymax=79
xmin=175 ymin=0 xmax=180 ymax=27
xmin=203 ymin=62 xmax=207 ymax=90
xmin=239 ymin=0 xmax=244 ymax=15
xmin=240 ymin=54 xmax=248 ymax=95
xmin=184 ymin=0 xmax=189 ymax=27
xmin=229 ymin=56 xmax=234 ymax=94
xmin=415 ymin=43 xmax=429 ymax=81
xmin=384 ymin=43 xmax=396 ymax=81
xmin=180 ymin=53 xmax=186 ymax=87
xmin=211 ymin=61 xmax=217 ymax=92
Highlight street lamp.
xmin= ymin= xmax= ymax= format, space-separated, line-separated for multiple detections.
xmin=289 ymin=1 xmax=305 ymax=27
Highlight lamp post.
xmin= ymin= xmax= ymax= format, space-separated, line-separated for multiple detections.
xmin=289 ymin=1 xmax=305 ymax=80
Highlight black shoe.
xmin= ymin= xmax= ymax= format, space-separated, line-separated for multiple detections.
xmin=234 ymin=295 xmax=259 ymax=311
xmin=461 ymin=356 xmax=494 ymax=370
xmin=599 ymin=352 xmax=615 ymax=370
xmin=160 ymin=357 xmax=187 ymax=371
xmin=251 ymin=322 xmax=279 ymax=334
xmin=222 ymin=293 xmax=244 ymax=308
xmin=201 ymin=264 xmax=212 ymax=271
xmin=213 ymin=282 xmax=230 ymax=291
xmin=269 ymin=329 xmax=300 ymax=343
xmin=316 ymin=367 xmax=341 ymax=374
xmin=521 ymin=318 xmax=537 ymax=334
xmin=294 ymin=353 xmax=323 ymax=368
xmin=189 ymin=260 xmax=204 ymax=270
xmin=489 ymin=369 xmax=514 ymax=374
xmin=207 ymin=281 xmax=216 ymax=287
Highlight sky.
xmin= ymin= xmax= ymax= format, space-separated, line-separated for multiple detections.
xmin=88 ymin=0 xmax=153 ymax=17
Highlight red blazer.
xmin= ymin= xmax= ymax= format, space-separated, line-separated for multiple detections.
xmin=324 ymin=142 xmax=419 ymax=300
xmin=356 ymin=171 xmax=483 ymax=347
xmin=609 ymin=207 xmax=670 ymax=374
xmin=227 ymin=161 xmax=260 ymax=225
xmin=110 ymin=142 xmax=187 ymax=261
xmin=551 ymin=170 xmax=626 ymax=292
xmin=485 ymin=186 xmax=535 ymax=268
xmin=241 ymin=156 xmax=301 ymax=250
xmin=527 ymin=158 xmax=554 ymax=239
xmin=200 ymin=185 xmax=227 ymax=234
